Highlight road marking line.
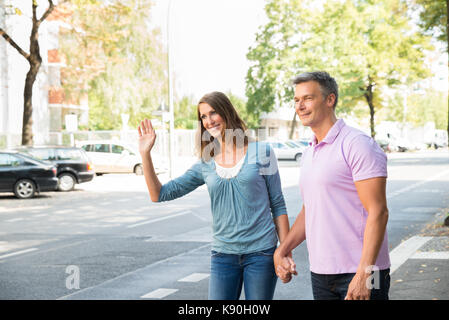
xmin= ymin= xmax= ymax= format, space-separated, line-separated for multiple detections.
xmin=5 ymin=218 xmax=24 ymax=222
xmin=178 ymin=273 xmax=210 ymax=282
xmin=126 ymin=210 xmax=192 ymax=228
xmin=57 ymin=243 xmax=211 ymax=300
xmin=411 ymin=251 xmax=449 ymax=260
xmin=387 ymin=168 xmax=449 ymax=199
xmin=0 ymin=248 xmax=38 ymax=260
xmin=141 ymin=288 xmax=178 ymax=299
xmin=389 ymin=236 xmax=433 ymax=274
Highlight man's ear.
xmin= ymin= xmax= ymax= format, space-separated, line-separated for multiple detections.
xmin=327 ymin=93 xmax=336 ymax=108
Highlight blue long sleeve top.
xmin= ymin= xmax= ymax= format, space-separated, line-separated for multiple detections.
xmin=158 ymin=141 xmax=288 ymax=254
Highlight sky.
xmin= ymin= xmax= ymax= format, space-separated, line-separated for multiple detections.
xmin=150 ymin=0 xmax=267 ymax=101
xmin=149 ymin=0 xmax=447 ymax=103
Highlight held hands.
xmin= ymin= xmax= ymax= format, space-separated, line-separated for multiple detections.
xmin=137 ymin=119 xmax=157 ymax=156
xmin=273 ymin=249 xmax=297 ymax=283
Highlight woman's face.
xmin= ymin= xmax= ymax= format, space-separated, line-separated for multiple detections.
xmin=199 ymin=102 xmax=225 ymax=138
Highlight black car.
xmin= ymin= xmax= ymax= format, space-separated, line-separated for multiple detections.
xmin=0 ymin=151 xmax=58 ymax=199
xmin=14 ymin=146 xmax=95 ymax=191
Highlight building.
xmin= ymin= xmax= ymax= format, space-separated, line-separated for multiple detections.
xmin=0 ymin=0 xmax=87 ymax=148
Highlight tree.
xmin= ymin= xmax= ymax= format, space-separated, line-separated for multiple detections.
xmin=59 ymin=0 xmax=167 ymax=130
xmin=414 ymin=0 xmax=448 ymax=144
xmin=246 ymin=0 xmax=433 ymax=138
xmin=0 ymin=0 xmax=68 ymax=145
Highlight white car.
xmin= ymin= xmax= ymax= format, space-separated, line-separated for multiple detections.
xmin=268 ymin=141 xmax=304 ymax=162
xmin=76 ymin=140 xmax=166 ymax=175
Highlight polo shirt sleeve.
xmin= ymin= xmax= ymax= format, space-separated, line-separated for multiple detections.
xmin=158 ymin=160 xmax=205 ymax=202
xmin=346 ymin=134 xmax=388 ymax=182
xmin=260 ymin=144 xmax=288 ymax=219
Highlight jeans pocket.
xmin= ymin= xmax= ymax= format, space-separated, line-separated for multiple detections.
xmin=211 ymin=250 xmax=225 ymax=258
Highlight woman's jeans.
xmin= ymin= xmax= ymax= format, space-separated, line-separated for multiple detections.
xmin=208 ymin=246 xmax=278 ymax=300
xmin=311 ymin=268 xmax=391 ymax=300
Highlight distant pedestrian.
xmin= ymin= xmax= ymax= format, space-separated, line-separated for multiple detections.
xmin=137 ymin=91 xmax=289 ymax=300
xmin=274 ymin=71 xmax=391 ymax=300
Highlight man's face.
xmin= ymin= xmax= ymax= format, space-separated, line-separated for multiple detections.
xmin=294 ymin=81 xmax=334 ymax=128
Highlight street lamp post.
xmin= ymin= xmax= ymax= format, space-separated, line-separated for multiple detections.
xmin=167 ymin=0 xmax=175 ymax=179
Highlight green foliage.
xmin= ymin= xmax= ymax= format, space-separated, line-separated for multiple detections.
xmin=60 ymin=0 xmax=167 ymax=131
xmin=174 ymin=95 xmax=198 ymax=129
xmin=414 ymin=0 xmax=447 ymax=46
xmin=406 ymin=90 xmax=448 ymax=130
xmin=246 ymin=0 xmax=433 ymax=137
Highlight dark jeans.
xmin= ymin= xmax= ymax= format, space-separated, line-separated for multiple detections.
xmin=311 ymin=268 xmax=390 ymax=300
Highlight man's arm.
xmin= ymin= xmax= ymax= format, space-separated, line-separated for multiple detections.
xmin=345 ymin=177 xmax=389 ymax=300
xmin=273 ymin=205 xmax=306 ymax=283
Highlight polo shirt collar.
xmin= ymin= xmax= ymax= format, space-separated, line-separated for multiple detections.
xmin=312 ymin=119 xmax=345 ymax=146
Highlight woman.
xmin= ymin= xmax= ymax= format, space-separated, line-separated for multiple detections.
xmin=137 ymin=91 xmax=289 ymax=300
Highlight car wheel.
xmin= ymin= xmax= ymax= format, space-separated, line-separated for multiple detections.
xmin=14 ymin=179 xmax=36 ymax=199
xmin=295 ymin=153 xmax=302 ymax=162
xmin=134 ymin=164 xmax=143 ymax=175
xmin=58 ymin=173 xmax=76 ymax=191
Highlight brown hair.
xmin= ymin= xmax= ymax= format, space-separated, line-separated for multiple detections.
xmin=196 ymin=91 xmax=250 ymax=160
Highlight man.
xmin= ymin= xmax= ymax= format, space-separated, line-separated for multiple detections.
xmin=274 ymin=71 xmax=391 ymax=300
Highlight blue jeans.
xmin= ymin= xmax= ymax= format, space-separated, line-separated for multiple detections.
xmin=208 ymin=246 xmax=278 ymax=300
xmin=311 ymin=268 xmax=390 ymax=300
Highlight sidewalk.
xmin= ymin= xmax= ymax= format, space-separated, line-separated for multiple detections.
xmin=389 ymin=209 xmax=449 ymax=300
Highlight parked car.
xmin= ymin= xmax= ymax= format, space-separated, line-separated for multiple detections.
xmin=295 ymin=139 xmax=311 ymax=148
xmin=0 ymin=150 xmax=58 ymax=199
xmin=267 ymin=141 xmax=304 ymax=162
xmin=14 ymin=146 xmax=94 ymax=191
xmin=76 ymin=140 xmax=166 ymax=175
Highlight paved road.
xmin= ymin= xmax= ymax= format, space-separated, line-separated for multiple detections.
xmin=0 ymin=150 xmax=448 ymax=299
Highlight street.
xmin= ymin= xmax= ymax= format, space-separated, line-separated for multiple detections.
xmin=0 ymin=150 xmax=448 ymax=300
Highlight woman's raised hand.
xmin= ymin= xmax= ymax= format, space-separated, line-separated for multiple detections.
xmin=138 ymin=119 xmax=157 ymax=156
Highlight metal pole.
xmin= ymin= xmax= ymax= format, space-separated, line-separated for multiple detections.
xmin=167 ymin=0 xmax=175 ymax=179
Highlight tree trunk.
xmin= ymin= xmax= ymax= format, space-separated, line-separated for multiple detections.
xmin=21 ymin=4 xmax=44 ymax=146
xmin=22 ymin=62 xmax=40 ymax=145
xmin=289 ymin=111 xmax=297 ymax=139
xmin=364 ymin=83 xmax=376 ymax=139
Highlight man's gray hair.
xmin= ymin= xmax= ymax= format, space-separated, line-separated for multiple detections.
xmin=292 ymin=71 xmax=339 ymax=109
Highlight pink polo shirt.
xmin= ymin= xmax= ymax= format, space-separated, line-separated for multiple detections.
xmin=299 ymin=119 xmax=390 ymax=274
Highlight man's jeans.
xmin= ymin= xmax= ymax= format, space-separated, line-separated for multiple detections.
xmin=311 ymin=268 xmax=390 ymax=300
xmin=208 ymin=246 xmax=278 ymax=300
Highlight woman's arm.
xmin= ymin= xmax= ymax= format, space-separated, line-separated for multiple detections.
xmin=138 ymin=119 xmax=162 ymax=202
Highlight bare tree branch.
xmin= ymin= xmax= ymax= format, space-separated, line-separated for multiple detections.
xmin=38 ymin=0 xmax=55 ymax=24
xmin=0 ymin=28 xmax=30 ymax=59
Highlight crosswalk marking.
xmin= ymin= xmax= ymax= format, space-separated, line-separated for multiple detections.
xmin=389 ymin=236 xmax=433 ymax=274
xmin=178 ymin=273 xmax=210 ymax=282
xmin=141 ymin=288 xmax=178 ymax=299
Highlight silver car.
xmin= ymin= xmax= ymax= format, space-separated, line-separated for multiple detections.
xmin=268 ymin=141 xmax=304 ymax=162
xmin=77 ymin=140 xmax=166 ymax=175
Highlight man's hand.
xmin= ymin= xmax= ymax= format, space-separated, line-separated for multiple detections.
xmin=345 ymin=271 xmax=371 ymax=300
xmin=274 ymin=250 xmax=297 ymax=283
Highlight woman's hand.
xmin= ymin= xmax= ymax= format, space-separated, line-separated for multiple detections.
xmin=138 ymin=119 xmax=157 ymax=156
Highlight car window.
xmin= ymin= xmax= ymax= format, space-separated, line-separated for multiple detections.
xmin=93 ymin=144 xmax=110 ymax=153
xmin=0 ymin=154 xmax=24 ymax=167
xmin=81 ymin=144 xmax=92 ymax=152
xmin=27 ymin=148 xmax=56 ymax=161
xmin=56 ymin=149 xmax=84 ymax=160
xmin=111 ymin=144 xmax=124 ymax=154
